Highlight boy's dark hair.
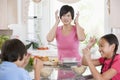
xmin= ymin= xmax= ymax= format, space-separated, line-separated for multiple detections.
xmin=59 ymin=5 xmax=74 ymax=20
xmin=1 ymin=39 xmax=27 ymax=62
xmin=100 ymin=33 xmax=119 ymax=74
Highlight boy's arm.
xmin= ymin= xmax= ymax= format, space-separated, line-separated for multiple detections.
xmin=34 ymin=58 xmax=43 ymax=80
xmin=21 ymin=54 xmax=31 ymax=68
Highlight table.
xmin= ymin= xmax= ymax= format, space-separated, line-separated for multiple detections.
xmin=29 ymin=65 xmax=94 ymax=80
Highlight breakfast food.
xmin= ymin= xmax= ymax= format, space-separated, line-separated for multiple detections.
xmin=51 ymin=58 xmax=59 ymax=66
xmin=40 ymin=68 xmax=53 ymax=78
xmin=34 ymin=56 xmax=49 ymax=61
xmin=71 ymin=65 xmax=87 ymax=75
xmin=37 ymin=47 xmax=49 ymax=50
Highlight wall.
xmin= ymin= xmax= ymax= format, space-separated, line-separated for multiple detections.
xmin=110 ymin=0 xmax=120 ymax=53
xmin=110 ymin=0 xmax=120 ymax=28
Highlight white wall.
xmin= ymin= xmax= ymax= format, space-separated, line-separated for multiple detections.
xmin=8 ymin=24 xmax=27 ymax=43
xmin=110 ymin=0 xmax=120 ymax=28
xmin=104 ymin=0 xmax=111 ymax=34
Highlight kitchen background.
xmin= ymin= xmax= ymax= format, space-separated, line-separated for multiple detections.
xmin=0 ymin=0 xmax=120 ymax=53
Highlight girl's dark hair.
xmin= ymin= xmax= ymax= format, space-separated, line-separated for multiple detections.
xmin=1 ymin=39 xmax=27 ymax=62
xmin=101 ymin=33 xmax=119 ymax=53
xmin=100 ymin=33 xmax=119 ymax=74
xmin=59 ymin=5 xmax=74 ymax=20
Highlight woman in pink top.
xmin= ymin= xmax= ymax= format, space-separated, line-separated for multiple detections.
xmin=47 ymin=5 xmax=85 ymax=62
xmin=82 ymin=34 xmax=120 ymax=80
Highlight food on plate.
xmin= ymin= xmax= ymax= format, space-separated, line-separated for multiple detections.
xmin=71 ymin=65 xmax=87 ymax=75
xmin=37 ymin=47 xmax=49 ymax=50
xmin=34 ymin=56 xmax=49 ymax=61
xmin=40 ymin=68 xmax=53 ymax=78
xmin=52 ymin=58 xmax=59 ymax=66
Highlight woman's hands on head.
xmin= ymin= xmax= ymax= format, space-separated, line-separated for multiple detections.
xmin=55 ymin=10 xmax=60 ymax=25
xmin=74 ymin=11 xmax=79 ymax=25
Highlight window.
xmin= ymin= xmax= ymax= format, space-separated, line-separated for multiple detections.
xmin=28 ymin=0 xmax=42 ymax=42
xmin=28 ymin=0 xmax=35 ymax=40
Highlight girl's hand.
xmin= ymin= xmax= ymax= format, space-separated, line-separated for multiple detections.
xmin=74 ymin=11 xmax=79 ymax=25
xmin=87 ymin=37 xmax=97 ymax=49
xmin=82 ymin=48 xmax=91 ymax=59
xmin=55 ymin=10 xmax=60 ymax=24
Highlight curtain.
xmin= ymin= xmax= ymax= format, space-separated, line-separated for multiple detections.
xmin=0 ymin=0 xmax=17 ymax=29
xmin=0 ymin=0 xmax=8 ymax=29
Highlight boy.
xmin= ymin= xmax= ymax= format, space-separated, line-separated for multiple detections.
xmin=0 ymin=39 xmax=43 ymax=80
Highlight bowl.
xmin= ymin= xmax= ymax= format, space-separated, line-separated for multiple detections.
xmin=71 ymin=65 xmax=87 ymax=75
xmin=40 ymin=68 xmax=53 ymax=78
xmin=62 ymin=57 xmax=77 ymax=63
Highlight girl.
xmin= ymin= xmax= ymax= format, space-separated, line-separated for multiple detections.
xmin=82 ymin=34 xmax=120 ymax=80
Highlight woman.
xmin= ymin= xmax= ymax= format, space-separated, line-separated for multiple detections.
xmin=47 ymin=5 xmax=85 ymax=63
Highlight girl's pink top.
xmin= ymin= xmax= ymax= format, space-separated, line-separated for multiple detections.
xmin=56 ymin=26 xmax=81 ymax=62
xmin=99 ymin=54 xmax=120 ymax=80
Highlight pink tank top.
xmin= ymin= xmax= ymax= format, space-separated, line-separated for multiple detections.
xmin=56 ymin=26 xmax=81 ymax=62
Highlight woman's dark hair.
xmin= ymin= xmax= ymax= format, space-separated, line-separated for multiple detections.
xmin=59 ymin=5 xmax=74 ymax=20
xmin=1 ymin=39 xmax=27 ymax=62
xmin=100 ymin=33 xmax=119 ymax=74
